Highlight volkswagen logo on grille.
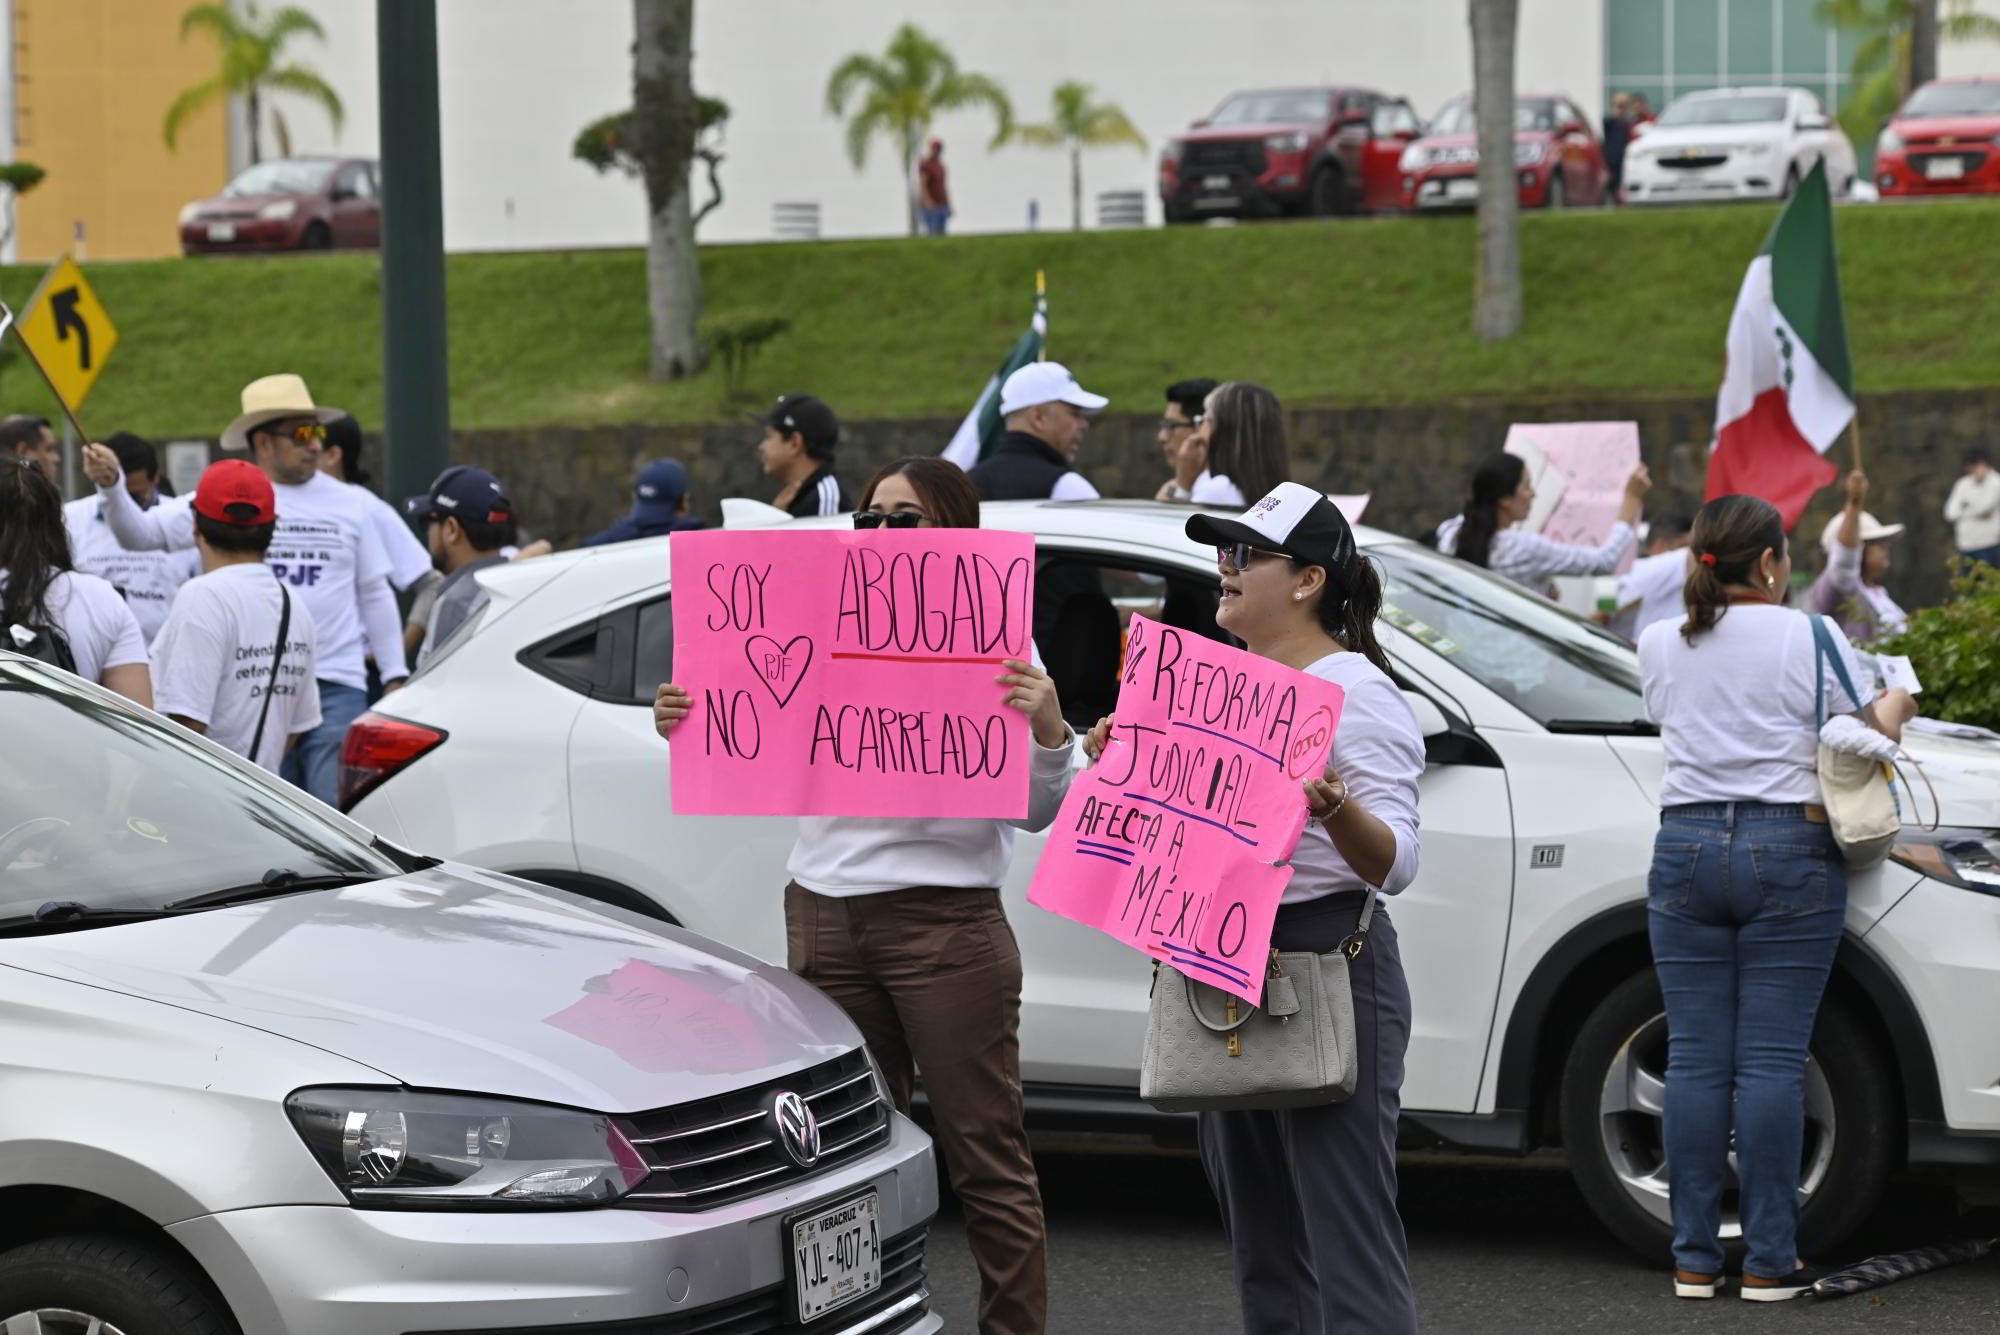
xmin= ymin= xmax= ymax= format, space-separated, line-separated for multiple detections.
xmin=769 ymin=1089 xmax=821 ymax=1168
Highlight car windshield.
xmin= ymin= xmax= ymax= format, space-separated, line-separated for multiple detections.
xmin=222 ymin=160 xmax=335 ymax=197
xmin=1368 ymin=545 xmax=1647 ymax=729
xmin=1657 ymin=95 xmax=1790 ymax=126
xmin=1902 ymin=82 xmax=2000 ymax=117
xmin=0 ymin=661 xmax=398 ymax=919
xmin=1426 ymin=101 xmax=1553 ymax=136
xmin=1211 ymin=91 xmax=1333 ymax=125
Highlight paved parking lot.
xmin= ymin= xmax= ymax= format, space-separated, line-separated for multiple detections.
xmin=923 ymin=1143 xmax=2000 ymax=1333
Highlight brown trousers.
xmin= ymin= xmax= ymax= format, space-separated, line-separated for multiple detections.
xmin=786 ymin=882 xmax=1047 ymax=1335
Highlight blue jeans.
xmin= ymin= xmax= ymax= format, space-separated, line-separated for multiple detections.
xmin=921 ymin=205 xmax=951 ymax=235
xmin=282 ymin=680 xmax=369 ymax=806
xmin=1963 ymin=544 xmax=2000 ymax=570
xmin=1648 ymin=802 xmax=1845 ymax=1278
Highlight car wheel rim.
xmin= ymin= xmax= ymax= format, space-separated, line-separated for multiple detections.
xmin=1 ymin=1311 xmax=130 ymax=1335
xmin=1596 ymin=1012 xmax=1836 ymax=1239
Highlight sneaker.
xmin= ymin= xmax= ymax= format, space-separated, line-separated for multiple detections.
xmin=1674 ymin=1270 xmax=1727 ymax=1299
xmin=1741 ymin=1263 xmax=1827 ymax=1302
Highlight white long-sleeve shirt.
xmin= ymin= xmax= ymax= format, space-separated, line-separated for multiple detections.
xmin=96 ymin=468 xmax=409 ymax=690
xmin=1945 ymin=471 xmax=2000 ymax=553
xmin=1436 ymin=515 xmax=1636 ymax=595
xmin=1283 ymin=651 xmax=1423 ymax=903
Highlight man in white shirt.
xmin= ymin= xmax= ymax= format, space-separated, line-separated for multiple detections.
xmin=80 ymin=373 xmax=407 ymax=805
xmin=968 ymin=362 xmax=1106 ymax=502
xmin=62 ymin=432 xmax=200 ymax=645
xmin=1945 ymin=447 xmax=2000 ymax=569
xmin=152 ymin=461 xmax=321 ymax=774
xmin=1609 ymin=512 xmax=1693 ymax=642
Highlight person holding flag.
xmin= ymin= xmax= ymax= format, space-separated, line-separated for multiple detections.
xmin=1808 ymin=469 xmax=1908 ymax=643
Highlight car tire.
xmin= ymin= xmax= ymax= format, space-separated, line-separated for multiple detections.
xmin=0 ymin=1235 xmax=237 ymax=1335
xmin=1557 ymin=968 xmax=1897 ymax=1264
xmin=1307 ymin=165 xmax=1346 ymax=218
xmin=301 ymin=222 xmax=332 ymax=250
xmin=1543 ymin=172 xmax=1566 ymax=210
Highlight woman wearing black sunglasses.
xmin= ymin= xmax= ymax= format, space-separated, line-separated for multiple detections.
xmin=654 ymin=456 xmax=1073 ymax=1335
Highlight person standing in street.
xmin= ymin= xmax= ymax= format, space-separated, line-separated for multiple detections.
xmin=579 ymin=458 xmax=706 ymax=547
xmin=968 ymin=362 xmax=1106 ymax=501
xmin=1183 ymin=380 xmax=1292 ymax=508
xmin=1154 ymin=377 xmax=1218 ymax=501
xmin=406 ymin=466 xmax=515 ymax=667
xmin=1 ymin=414 xmax=59 ymax=486
xmin=1945 ymin=447 xmax=2000 ymax=569
xmin=1608 ymin=511 xmax=1693 ymax=641
xmin=1 ymin=457 xmax=151 ymax=704
xmin=62 ymin=432 xmax=200 ymax=645
xmin=1808 ymin=469 xmax=1907 ymax=643
xmin=1437 ymin=450 xmax=1650 ymax=597
xmin=1638 ymin=493 xmax=1913 ymax=1301
xmin=82 ymin=373 xmax=407 ymax=805
xmin=151 ymin=461 xmax=320 ymax=773
xmin=756 ymin=394 xmax=852 ymax=517
xmin=654 ymin=458 xmax=1076 ymax=1335
xmin=1108 ymin=482 xmax=1422 ymax=1335
xmin=918 ymin=138 xmax=952 ymax=235
xmin=318 ymin=411 xmax=437 ymax=701
xmin=1602 ymin=91 xmax=1633 ymax=203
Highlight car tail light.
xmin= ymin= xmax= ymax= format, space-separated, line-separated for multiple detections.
xmin=339 ymin=713 xmax=446 ymax=811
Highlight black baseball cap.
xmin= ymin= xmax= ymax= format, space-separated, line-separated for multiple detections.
xmin=757 ymin=393 xmax=839 ymax=454
xmin=1185 ymin=482 xmax=1360 ymax=575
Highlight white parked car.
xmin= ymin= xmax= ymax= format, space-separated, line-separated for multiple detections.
xmin=1624 ymin=86 xmax=1858 ymax=204
xmin=349 ymin=500 xmax=2000 ymax=1260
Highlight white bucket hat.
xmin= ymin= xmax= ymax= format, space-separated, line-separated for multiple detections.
xmin=220 ymin=373 xmax=336 ymax=452
xmin=1819 ymin=509 xmax=1905 ymax=552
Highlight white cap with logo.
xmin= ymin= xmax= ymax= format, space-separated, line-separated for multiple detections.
xmin=997 ymin=361 xmax=1109 ymax=417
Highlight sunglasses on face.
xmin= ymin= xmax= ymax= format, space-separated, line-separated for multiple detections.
xmin=853 ymin=509 xmax=930 ymax=530
xmin=1217 ymin=543 xmax=1285 ymax=571
xmin=276 ymin=421 xmax=325 ymax=444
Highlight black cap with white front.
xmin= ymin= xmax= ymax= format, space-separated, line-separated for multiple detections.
xmin=1185 ymin=481 xmax=1359 ymax=575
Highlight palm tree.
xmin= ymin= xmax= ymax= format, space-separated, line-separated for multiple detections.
xmin=1010 ymin=82 xmax=1147 ymax=231
xmin=1817 ymin=0 xmax=2000 ymax=149
xmin=163 ymin=2 xmax=344 ymax=165
xmin=825 ymin=24 xmax=1013 ymax=237
xmin=630 ymin=0 xmax=704 ymax=381
xmin=1470 ymin=0 xmax=1522 ymax=340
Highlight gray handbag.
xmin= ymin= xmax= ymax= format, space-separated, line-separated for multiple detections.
xmin=1139 ymin=894 xmax=1374 ymax=1113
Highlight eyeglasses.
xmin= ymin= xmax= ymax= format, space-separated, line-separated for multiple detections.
xmin=277 ymin=421 xmax=326 ymax=444
xmin=853 ymin=509 xmax=930 ymax=530
xmin=1217 ymin=543 xmax=1285 ymax=571
xmin=1159 ymin=415 xmax=1204 ymax=434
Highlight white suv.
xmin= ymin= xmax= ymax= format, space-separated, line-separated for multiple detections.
xmin=350 ymin=500 xmax=2000 ymax=1259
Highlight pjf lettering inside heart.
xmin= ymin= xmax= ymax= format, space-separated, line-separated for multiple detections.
xmin=744 ymin=635 xmax=814 ymax=708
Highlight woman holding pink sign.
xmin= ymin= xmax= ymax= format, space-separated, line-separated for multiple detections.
xmin=1088 ymin=482 xmax=1425 ymax=1334
xmin=653 ymin=456 xmax=1075 ymax=1335
xmin=1437 ymin=450 xmax=1651 ymax=597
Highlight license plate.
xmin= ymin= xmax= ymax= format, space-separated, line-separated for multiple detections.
xmin=790 ymin=1191 xmax=881 ymax=1323
xmin=1445 ymin=178 xmax=1479 ymax=199
xmin=206 ymin=223 xmax=236 ymax=242
xmin=1202 ymin=175 xmax=1231 ymax=189
xmin=1195 ymin=195 xmax=1237 ymax=210
xmin=1926 ymin=157 xmax=1964 ymax=180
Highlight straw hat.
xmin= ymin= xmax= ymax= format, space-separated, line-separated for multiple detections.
xmin=220 ymin=373 xmax=339 ymax=452
xmin=1819 ymin=509 xmax=1905 ymax=552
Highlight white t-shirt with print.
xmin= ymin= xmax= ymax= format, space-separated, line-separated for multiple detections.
xmin=152 ymin=563 xmax=322 ymax=772
xmin=63 ymin=494 xmax=201 ymax=645
xmin=1189 ymin=471 xmax=1247 ymax=507
xmin=355 ymin=484 xmax=435 ymax=591
xmin=1 ymin=569 xmax=149 ymax=685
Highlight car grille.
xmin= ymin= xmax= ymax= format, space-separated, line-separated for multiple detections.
xmin=615 ymin=1051 xmax=891 ymax=1210
xmin=1180 ymin=138 xmax=1267 ymax=178
xmin=1909 ymin=149 xmax=1988 ymax=173
xmin=1658 ymin=154 xmax=1728 ymax=170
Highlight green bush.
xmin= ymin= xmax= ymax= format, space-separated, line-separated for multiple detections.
xmin=700 ymin=310 xmax=792 ymax=405
xmin=1873 ymin=562 xmax=2000 ymax=730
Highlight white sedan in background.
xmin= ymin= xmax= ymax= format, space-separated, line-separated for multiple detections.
xmin=348 ymin=500 xmax=2000 ymax=1262
xmin=1624 ymin=86 xmax=1857 ymax=204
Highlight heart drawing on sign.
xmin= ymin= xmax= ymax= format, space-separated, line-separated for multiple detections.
xmin=744 ymin=635 xmax=814 ymax=708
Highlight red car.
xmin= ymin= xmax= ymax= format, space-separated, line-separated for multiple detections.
xmin=1398 ymin=95 xmax=1609 ymax=210
xmin=1875 ymin=77 xmax=2000 ymax=197
xmin=1159 ymin=86 xmax=1421 ymax=221
xmin=178 ymin=157 xmax=381 ymax=256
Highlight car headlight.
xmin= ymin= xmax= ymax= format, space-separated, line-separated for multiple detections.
xmin=178 ymin=204 xmax=202 ymax=226
xmin=258 ymin=200 xmax=299 ymax=221
xmin=1888 ymin=828 xmax=2000 ymax=896
xmin=287 ymin=1087 xmax=649 ymax=1210
xmin=1264 ymin=132 xmax=1309 ymax=152
xmin=1878 ymin=127 xmax=1905 ymax=156
xmin=1740 ymin=141 xmax=1774 ymax=157
xmin=1161 ymin=139 xmax=1182 ymax=165
xmin=1398 ymin=145 xmax=1431 ymax=172
xmin=1515 ymin=141 xmax=1547 ymax=166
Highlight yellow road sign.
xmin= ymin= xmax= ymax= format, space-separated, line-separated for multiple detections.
xmin=17 ymin=254 xmax=118 ymax=414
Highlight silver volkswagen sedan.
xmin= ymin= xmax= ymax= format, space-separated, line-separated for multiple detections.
xmin=0 ymin=652 xmax=939 ymax=1335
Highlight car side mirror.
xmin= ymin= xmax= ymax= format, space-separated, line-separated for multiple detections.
xmin=1799 ymin=115 xmax=1830 ymax=131
xmin=1190 ymin=119 xmax=1210 ymax=130
xmin=1400 ymin=691 xmax=1453 ymax=740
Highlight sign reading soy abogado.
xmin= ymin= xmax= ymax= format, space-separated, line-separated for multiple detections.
xmin=668 ymin=527 xmax=1038 ymax=817
xmin=1029 ymin=615 xmax=1345 ymax=1005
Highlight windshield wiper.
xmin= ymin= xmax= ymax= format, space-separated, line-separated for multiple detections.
xmin=1543 ymin=719 xmax=1661 ymax=736
xmin=162 ymin=868 xmax=387 ymax=912
xmin=0 ymin=901 xmax=176 ymax=936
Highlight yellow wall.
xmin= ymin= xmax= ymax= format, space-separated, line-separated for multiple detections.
xmin=14 ymin=0 xmax=228 ymax=261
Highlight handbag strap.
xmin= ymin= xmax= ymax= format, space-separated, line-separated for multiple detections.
xmin=1809 ymin=614 xmax=1866 ymax=725
xmin=248 ymin=585 xmax=292 ymax=761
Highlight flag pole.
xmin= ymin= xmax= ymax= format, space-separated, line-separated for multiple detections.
xmin=1848 ymin=416 xmax=1863 ymax=475
xmin=1035 ymin=269 xmax=1046 ymax=362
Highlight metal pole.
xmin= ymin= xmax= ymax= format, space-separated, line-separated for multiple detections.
xmin=376 ymin=0 xmax=450 ymax=506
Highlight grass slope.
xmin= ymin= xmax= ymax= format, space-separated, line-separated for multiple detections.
xmin=4 ymin=199 xmax=1995 ymax=438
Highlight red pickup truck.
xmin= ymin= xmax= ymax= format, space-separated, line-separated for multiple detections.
xmin=1160 ymin=86 xmax=1422 ymax=221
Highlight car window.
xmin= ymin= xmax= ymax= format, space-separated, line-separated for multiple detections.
xmin=0 ymin=663 xmax=397 ymax=915
xmin=223 ymin=160 xmax=337 ymax=196
xmin=635 ymin=596 xmax=673 ymax=691
xmin=1426 ymin=101 xmax=1552 ymax=136
xmin=1657 ymin=95 xmax=1790 ymax=127
xmin=1903 ymin=81 xmax=2000 ymax=117
xmin=1035 ymin=551 xmax=1226 ymax=730
xmin=1368 ymin=545 xmax=1646 ymax=729
xmin=1372 ymin=102 xmax=1421 ymax=137
xmin=1211 ymin=90 xmax=1334 ymax=125
xmin=336 ymin=164 xmax=376 ymax=200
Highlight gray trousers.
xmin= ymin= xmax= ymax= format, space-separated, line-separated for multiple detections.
xmin=1197 ymin=891 xmax=1418 ymax=1335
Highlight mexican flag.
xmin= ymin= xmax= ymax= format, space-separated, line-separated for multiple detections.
xmin=941 ymin=272 xmax=1047 ymax=469
xmin=1704 ymin=158 xmax=1853 ymax=529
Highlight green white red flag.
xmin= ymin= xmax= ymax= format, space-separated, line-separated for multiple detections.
xmin=1704 ymin=158 xmax=1853 ymax=528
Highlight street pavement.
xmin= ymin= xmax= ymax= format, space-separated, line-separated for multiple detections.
xmin=923 ymin=1141 xmax=2000 ymax=1333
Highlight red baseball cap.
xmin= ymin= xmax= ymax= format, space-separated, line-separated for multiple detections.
xmin=193 ymin=459 xmax=277 ymax=526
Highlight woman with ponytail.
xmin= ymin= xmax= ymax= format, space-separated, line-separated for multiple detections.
xmin=1437 ymin=450 xmax=1651 ymax=596
xmin=1087 ymin=481 xmax=1422 ymax=1334
xmin=1638 ymin=493 xmax=1914 ymax=1303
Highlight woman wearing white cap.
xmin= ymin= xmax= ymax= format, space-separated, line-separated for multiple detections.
xmin=1807 ymin=469 xmax=1906 ymax=642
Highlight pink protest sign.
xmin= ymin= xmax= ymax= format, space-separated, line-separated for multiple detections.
xmin=1027 ymin=616 xmax=1345 ymax=1005
xmin=669 ymin=527 xmax=1036 ymax=817
xmin=1505 ymin=422 xmax=1642 ymax=571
